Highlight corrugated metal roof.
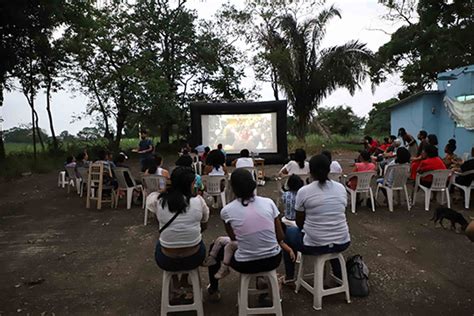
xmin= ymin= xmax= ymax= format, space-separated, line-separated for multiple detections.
xmin=389 ymin=90 xmax=445 ymax=110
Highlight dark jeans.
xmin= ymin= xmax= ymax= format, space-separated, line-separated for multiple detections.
xmin=283 ymin=226 xmax=350 ymax=279
xmin=207 ymin=242 xmax=282 ymax=291
xmin=155 ymin=240 xmax=206 ymax=272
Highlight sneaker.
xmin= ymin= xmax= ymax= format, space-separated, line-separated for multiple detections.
xmin=214 ymin=265 xmax=230 ymax=279
xmin=202 ymin=255 xmax=217 ymax=267
xmin=206 ymin=285 xmax=221 ymax=303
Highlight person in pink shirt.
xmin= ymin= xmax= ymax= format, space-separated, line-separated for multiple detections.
xmin=347 ymin=150 xmax=376 ymax=190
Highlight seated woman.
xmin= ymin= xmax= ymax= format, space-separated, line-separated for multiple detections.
xmin=232 ymin=149 xmax=254 ymax=169
xmin=154 ymin=167 xmax=209 ymax=299
xmin=279 ymin=148 xmax=309 ymax=176
xmin=347 ymin=150 xmax=376 ymax=190
xmin=282 ymin=155 xmax=350 ymax=283
xmin=203 ymin=149 xmax=228 ymax=176
xmin=321 ymin=150 xmax=342 ymax=173
xmin=376 ymin=147 xmax=411 ymax=202
xmin=410 ymin=130 xmax=428 ymax=179
xmin=206 ymin=168 xmax=294 ymax=301
xmin=443 ymin=139 xmax=462 ymax=169
xmin=417 ymin=145 xmax=446 ymax=187
xmin=364 ymin=136 xmax=379 ymax=155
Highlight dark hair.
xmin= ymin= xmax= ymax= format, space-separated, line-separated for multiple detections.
xmin=424 ymin=144 xmax=438 ymax=158
xmin=76 ymin=152 xmax=86 ymax=161
xmin=321 ymin=150 xmax=332 ymax=162
xmin=364 ymin=135 xmax=373 ymax=143
xmin=206 ymin=149 xmax=225 ymax=170
xmin=240 ymin=149 xmax=250 ymax=158
xmin=383 ymin=137 xmax=389 ymax=143
xmin=115 ymin=154 xmax=126 ymax=164
xmin=66 ymin=155 xmax=74 ymax=164
xmin=204 ymin=146 xmax=211 ymax=153
xmin=395 ymin=147 xmax=411 ymax=164
xmin=419 ymin=130 xmax=427 ymax=138
xmin=175 ymin=155 xmax=193 ymax=167
xmin=427 ymin=134 xmax=438 ymax=146
xmin=389 ymin=135 xmax=397 ymax=141
xmin=144 ymin=157 xmax=157 ymax=173
xmin=140 ymin=129 xmax=148 ymax=135
xmin=359 ymin=150 xmax=371 ymax=162
xmin=97 ymin=150 xmax=108 ymax=161
xmin=287 ymin=174 xmax=304 ymax=192
xmin=159 ymin=167 xmax=195 ymax=214
xmin=230 ymin=168 xmax=256 ymax=206
xmin=217 ymin=144 xmax=223 ymax=150
xmin=398 ymin=128 xmax=407 ymax=137
xmin=445 ymin=139 xmax=457 ymax=154
xmin=294 ymin=148 xmax=307 ymax=169
xmin=309 ymin=154 xmax=330 ymax=185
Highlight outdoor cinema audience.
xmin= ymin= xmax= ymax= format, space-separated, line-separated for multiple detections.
xmin=279 ymin=148 xmax=310 ymax=176
xmin=203 ymin=149 xmax=227 ymax=176
xmin=233 ymin=149 xmax=254 ymax=169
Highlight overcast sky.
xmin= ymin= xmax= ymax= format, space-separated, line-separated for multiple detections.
xmin=1 ymin=0 xmax=407 ymax=135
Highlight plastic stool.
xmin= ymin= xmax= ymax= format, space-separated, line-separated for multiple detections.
xmin=58 ymin=171 xmax=67 ymax=188
xmin=238 ymin=269 xmax=283 ymax=316
xmin=160 ymin=268 xmax=203 ymax=316
xmin=295 ymin=252 xmax=351 ymax=310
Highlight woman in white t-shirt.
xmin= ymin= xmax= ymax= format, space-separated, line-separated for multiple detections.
xmin=154 ymin=167 xmax=209 ymax=273
xmin=206 ymin=168 xmax=295 ymax=302
xmin=279 ymin=148 xmax=310 ymax=176
xmin=203 ymin=149 xmax=228 ymax=176
xmin=321 ymin=150 xmax=343 ymax=173
xmin=282 ymin=154 xmax=350 ymax=283
xmin=233 ymin=149 xmax=255 ymax=169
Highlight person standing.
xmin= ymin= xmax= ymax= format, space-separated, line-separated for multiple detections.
xmin=133 ymin=130 xmax=154 ymax=171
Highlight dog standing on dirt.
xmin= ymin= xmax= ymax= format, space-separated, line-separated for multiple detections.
xmin=431 ymin=207 xmax=469 ymax=232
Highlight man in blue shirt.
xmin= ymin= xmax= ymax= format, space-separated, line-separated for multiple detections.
xmin=132 ymin=130 xmax=154 ymax=171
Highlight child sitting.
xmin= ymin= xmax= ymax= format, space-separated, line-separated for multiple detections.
xmin=204 ymin=235 xmax=295 ymax=280
xmin=281 ymin=174 xmax=305 ymax=228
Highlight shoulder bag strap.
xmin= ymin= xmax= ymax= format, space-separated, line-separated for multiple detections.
xmin=159 ymin=211 xmax=180 ymax=233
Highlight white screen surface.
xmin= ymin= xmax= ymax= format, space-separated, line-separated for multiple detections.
xmin=201 ymin=113 xmax=278 ymax=154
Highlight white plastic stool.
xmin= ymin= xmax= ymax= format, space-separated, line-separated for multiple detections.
xmin=238 ymin=269 xmax=283 ymax=316
xmin=295 ymin=252 xmax=351 ymax=311
xmin=160 ymin=268 xmax=204 ymax=316
xmin=58 ymin=171 xmax=67 ymax=188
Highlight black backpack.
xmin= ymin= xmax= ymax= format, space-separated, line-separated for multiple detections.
xmin=346 ymin=254 xmax=370 ymax=297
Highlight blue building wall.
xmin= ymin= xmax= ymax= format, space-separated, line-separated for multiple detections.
xmin=391 ymin=64 xmax=474 ymax=157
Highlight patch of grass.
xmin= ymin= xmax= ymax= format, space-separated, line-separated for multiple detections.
xmin=288 ymin=133 xmax=364 ymax=154
xmin=0 ymin=152 xmax=64 ymax=180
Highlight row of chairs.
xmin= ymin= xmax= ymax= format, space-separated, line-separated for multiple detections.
xmin=280 ymin=167 xmax=473 ymax=212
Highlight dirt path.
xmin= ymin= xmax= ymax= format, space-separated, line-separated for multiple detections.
xmin=0 ymin=152 xmax=473 ymax=315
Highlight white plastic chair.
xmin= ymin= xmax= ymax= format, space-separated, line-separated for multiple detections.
xmin=65 ymin=166 xmax=81 ymax=195
xmin=238 ymin=269 xmax=283 ymax=316
xmin=413 ymin=170 xmax=451 ymax=211
xmin=450 ymin=170 xmax=474 ymax=209
xmin=328 ymin=172 xmax=342 ymax=183
xmin=161 ymin=268 xmax=204 ymax=316
xmin=57 ymin=171 xmax=67 ymax=188
xmin=375 ymin=164 xmax=411 ymax=212
xmin=142 ymin=175 xmax=167 ymax=225
xmin=344 ymin=171 xmax=376 ymax=213
xmin=295 ymin=253 xmax=351 ymax=311
xmin=192 ymin=161 xmax=203 ymax=175
xmin=202 ymin=175 xmax=227 ymax=208
xmin=114 ymin=167 xmax=144 ymax=210
xmin=76 ymin=167 xmax=89 ymax=197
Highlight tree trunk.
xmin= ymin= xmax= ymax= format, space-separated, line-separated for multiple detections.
xmin=0 ymin=82 xmax=5 ymax=161
xmin=30 ymin=98 xmax=37 ymax=161
xmin=113 ymin=114 xmax=126 ymax=152
xmin=161 ymin=125 xmax=170 ymax=144
xmin=313 ymin=119 xmax=332 ymax=140
xmin=45 ymin=81 xmax=58 ymax=151
xmin=294 ymin=112 xmax=309 ymax=141
xmin=32 ymin=98 xmax=45 ymax=151
xmin=271 ymin=68 xmax=279 ymax=101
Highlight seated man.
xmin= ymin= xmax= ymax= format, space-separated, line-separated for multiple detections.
xmin=232 ymin=149 xmax=254 ymax=169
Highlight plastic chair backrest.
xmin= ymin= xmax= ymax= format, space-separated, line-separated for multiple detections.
xmin=192 ymin=161 xmax=202 ymax=175
xmin=384 ymin=164 xmax=409 ymax=188
xmin=142 ymin=174 xmax=167 ymax=192
xmin=203 ymin=175 xmax=226 ymax=194
xmin=65 ymin=166 xmax=77 ymax=180
xmin=76 ymin=167 xmax=88 ymax=180
xmin=328 ymin=172 xmax=342 ymax=182
xmin=114 ymin=167 xmax=136 ymax=188
xmin=427 ymin=170 xmax=451 ymax=190
xmin=347 ymin=171 xmax=376 ymax=191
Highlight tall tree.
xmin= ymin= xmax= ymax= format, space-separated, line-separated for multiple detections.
xmin=373 ymin=0 xmax=474 ymax=95
xmin=263 ymin=5 xmax=373 ymax=140
xmin=364 ymin=98 xmax=398 ymax=136
xmin=316 ymin=105 xmax=365 ymax=135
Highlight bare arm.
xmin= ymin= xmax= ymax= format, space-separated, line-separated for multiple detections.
xmin=295 ymin=211 xmax=305 ymax=230
xmin=224 ymin=222 xmax=237 ymax=241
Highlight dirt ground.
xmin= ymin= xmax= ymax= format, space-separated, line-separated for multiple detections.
xmin=0 ymin=151 xmax=473 ymax=315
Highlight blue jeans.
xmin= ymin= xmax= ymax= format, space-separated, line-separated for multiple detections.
xmin=155 ymin=241 xmax=206 ymax=271
xmin=283 ymin=227 xmax=350 ymax=279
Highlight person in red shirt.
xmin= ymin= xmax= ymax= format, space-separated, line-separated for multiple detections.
xmin=364 ymin=136 xmax=379 ymax=154
xmin=378 ymin=137 xmax=391 ymax=152
xmin=417 ymin=144 xmax=447 ymax=187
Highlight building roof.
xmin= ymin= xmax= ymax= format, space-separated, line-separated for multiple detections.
xmin=389 ymin=90 xmax=445 ymax=110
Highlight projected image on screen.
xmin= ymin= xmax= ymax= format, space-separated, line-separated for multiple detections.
xmin=201 ymin=113 xmax=278 ymax=154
